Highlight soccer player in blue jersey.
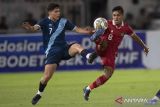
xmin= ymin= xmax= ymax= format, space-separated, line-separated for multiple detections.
xmin=22 ymin=3 xmax=93 ymax=105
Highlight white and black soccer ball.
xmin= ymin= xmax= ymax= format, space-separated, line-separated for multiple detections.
xmin=93 ymin=17 xmax=108 ymax=30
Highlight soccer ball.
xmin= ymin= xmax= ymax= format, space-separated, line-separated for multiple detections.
xmin=93 ymin=17 xmax=108 ymax=30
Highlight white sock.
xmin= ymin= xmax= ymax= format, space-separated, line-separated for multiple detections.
xmin=86 ymin=53 xmax=91 ymax=59
xmin=152 ymin=96 xmax=159 ymax=100
xmin=37 ymin=90 xmax=42 ymax=96
xmin=86 ymin=86 xmax=91 ymax=91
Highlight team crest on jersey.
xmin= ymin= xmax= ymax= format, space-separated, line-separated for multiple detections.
xmin=49 ymin=24 xmax=52 ymax=27
xmin=111 ymin=30 xmax=114 ymax=33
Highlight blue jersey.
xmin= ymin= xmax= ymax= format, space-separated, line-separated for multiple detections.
xmin=37 ymin=17 xmax=76 ymax=55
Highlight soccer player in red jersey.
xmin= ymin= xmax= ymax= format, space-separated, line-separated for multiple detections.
xmin=83 ymin=6 xmax=149 ymax=101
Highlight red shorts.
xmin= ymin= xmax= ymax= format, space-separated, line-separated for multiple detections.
xmin=97 ymin=49 xmax=116 ymax=70
xmin=100 ymin=56 xmax=115 ymax=70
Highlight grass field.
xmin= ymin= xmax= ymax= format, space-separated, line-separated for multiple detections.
xmin=0 ymin=69 xmax=160 ymax=107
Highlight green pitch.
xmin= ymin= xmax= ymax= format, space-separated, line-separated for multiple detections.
xmin=0 ymin=69 xmax=160 ymax=107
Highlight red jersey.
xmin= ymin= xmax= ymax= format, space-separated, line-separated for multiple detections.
xmin=95 ymin=20 xmax=134 ymax=68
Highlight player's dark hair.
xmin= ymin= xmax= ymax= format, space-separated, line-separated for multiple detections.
xmin=112 ymin=6 xmax=124 ymax=14
xmin=47 ymin=3 xmax=60 ymax=12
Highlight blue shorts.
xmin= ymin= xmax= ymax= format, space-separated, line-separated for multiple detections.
xmin=45 ymin=43 xmax=75 ymax=65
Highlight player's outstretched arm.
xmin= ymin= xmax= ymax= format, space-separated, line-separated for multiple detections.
xmin=74 ymin=27 xmax=93 ymax=35
xmin=22 ymin=22 xmax=40 ymax=32
xmin=131 ymin=33 xmax=149 ymax=56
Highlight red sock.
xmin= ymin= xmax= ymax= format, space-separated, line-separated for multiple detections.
xmin=89 ymin=75 xmax=108 ymax=90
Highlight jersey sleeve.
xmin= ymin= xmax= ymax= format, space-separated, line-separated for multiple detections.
xmin=65 ymin=19 xmax=76 ymax=30
xmin=126 ymin=25 xmax=134 ymax=36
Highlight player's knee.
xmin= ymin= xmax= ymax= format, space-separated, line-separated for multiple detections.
xmin=103 ymin=66 xmax=114 ymax=78
xmin=72 ymin=43 xmax=83 ymax=51
xmin=69 ymin=43 xmax=83 ymax=55
xmin=72 ymin=43 xmax=81 ymax=47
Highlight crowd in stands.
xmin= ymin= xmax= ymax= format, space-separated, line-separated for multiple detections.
xmin=0 ymin=0 xmax=160 ymax=34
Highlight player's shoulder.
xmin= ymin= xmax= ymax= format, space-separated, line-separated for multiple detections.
xmin=40 ymin=17 xmax=50 ymax=23
xmin=60 ymin=17 xmax=67 ymax=20
xmin=123 ymin=22 xmax=132 ymax=28
xmin=107 ymin=20 xmax=112 ymax=24
xmin=107 ymin=20 xmax=114 ymax=26
xmin=123 ymin=21 xmax=134 ymax=34
xmin=37 ymin=17 xmax=50 ymax=25
xmin=59 ymin=17 xmax=69 ymax=23
xmin=59 ymin=17 xmax=73 ymax=25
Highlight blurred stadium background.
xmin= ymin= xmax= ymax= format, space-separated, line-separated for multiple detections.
xmin=0 ymin=0 xmax=160 ymax=107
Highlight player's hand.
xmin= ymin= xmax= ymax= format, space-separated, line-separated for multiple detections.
xmin=144 ymin=46 xmax=149 ymax=56
xmin=98 ymin=40 xmax=108 ymax=51
xmin=84 ymin=26 xmax=94 ymax=35
xmin=84 ymin=26 xmax=92 ymax=31
xmin=22 ymin=22 xmax=34 ymax=31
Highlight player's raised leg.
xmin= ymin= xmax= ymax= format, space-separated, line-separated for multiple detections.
xmin=83 ymin=66 xmax=114 ymax=101
xmin=87 ymin=52 xmax=98 ymax=64
xmin=31 ymin=64 xmax=57 ymax=105
xmin=68 ymin=43 xmax=90 ymax=59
